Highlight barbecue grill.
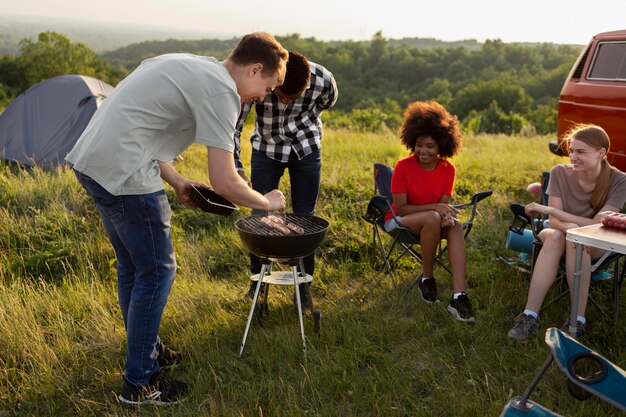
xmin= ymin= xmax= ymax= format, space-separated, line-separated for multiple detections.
xmin=235 ymin=213 xmax=329 ymax=357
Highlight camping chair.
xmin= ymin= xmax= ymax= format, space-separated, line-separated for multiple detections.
xmin=500 ymin=327 xmax=626 ymax=416
xmin=500 ymin=172 xmax=551 ymax=272
xmin=362 ymin=162 xmax=492 ymax=288
xmin=506 ymin=199 xmax=625 ymax=321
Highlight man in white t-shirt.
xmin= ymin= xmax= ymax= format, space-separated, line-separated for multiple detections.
xmin=66 ymin=32 xmax=288 ymax=406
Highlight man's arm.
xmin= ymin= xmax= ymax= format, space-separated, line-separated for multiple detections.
xmin=207 ymin=146 xmax=284 ymax=211
xmin=158 ymin=161 xmax=197 ymax=208
xmin=317 ymin=69 xmax=338 ymax=110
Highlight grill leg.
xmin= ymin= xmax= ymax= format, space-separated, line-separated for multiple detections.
xmin=292 ymin=265 xmax=307 ymax=354
xmin=239 ymin=264 xmax=268 ymax=357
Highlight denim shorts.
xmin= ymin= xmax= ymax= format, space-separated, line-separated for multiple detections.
xmin=384 ymin=216 xmax=403 ymax=232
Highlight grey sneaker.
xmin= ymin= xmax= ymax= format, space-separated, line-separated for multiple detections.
xmin=507 ymin=313 xmax=539 ymax=341
xmin=561 ymin=318 xmax=586 ymax=338
xmin=447 ymin=292 xmax=475 ymax=322
xmin=418 ymin=278 xmax=439 ymax=304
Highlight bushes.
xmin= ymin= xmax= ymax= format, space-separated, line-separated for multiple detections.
xmin=326 ymin=99 xmax=554 ymax=136
xmin=324 ymin=99 xmax=403 ymax=133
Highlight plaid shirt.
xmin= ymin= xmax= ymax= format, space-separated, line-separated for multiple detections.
xmin=234 ymin=62 xmax=338 ymax=169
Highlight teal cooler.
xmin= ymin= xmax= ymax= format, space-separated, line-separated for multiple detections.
xmin=506 ymin=229 xmax=534 ymax=254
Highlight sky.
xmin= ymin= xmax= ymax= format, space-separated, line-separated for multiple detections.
xmin=3 ymin=0 xmax=626 ymax=45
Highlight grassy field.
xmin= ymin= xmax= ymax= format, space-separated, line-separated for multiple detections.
xmin=1 ymin=130 xmax=625 ymax=416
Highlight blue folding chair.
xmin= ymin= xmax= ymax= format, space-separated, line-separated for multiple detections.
xmin=362 ymin=162 xmax=492 ymax=288
xmin=500 ymin=327 xmax=626 ymax=416
xmin=500 ymin=398 xmax=564 ymax=417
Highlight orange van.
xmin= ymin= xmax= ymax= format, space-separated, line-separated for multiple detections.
xmin=550 ymin=29 xmax=626 ymax=172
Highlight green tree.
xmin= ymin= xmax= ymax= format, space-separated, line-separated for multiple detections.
xmin=369 ymin=31 xmax=387 ymax=65
xmin=527 ymin=100 xmax=558 ymax=134
xmin=450 ymin=78 xmax=532 ymax=119
xmin=17 ymin=31 xmax=115 ymax=90
xmin=421 ymin=78 xmax=453 ymax=107
xmin=470 ymin=101 xmax=530 ymax=134
xmin=0 ymin=55 xmax=25 ymax=93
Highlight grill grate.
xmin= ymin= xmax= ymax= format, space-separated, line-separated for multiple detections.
xmin=237 ymin=214 xmax=327 ymax=236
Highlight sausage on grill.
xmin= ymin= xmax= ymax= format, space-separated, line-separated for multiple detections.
xmin=284 ymin=221 xmax=304 ymax=235
xmin=268 ymin=215 xmax=305 ymax=235
xmin=260 ymin=216 xmax=291 ymax=235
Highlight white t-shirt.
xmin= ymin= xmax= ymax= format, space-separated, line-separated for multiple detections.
xmin=66 ymin=54 xmax=240 ymax=195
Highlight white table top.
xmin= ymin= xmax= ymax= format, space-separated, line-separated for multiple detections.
xmin=566 ymin=224 xmax=626 ymax=254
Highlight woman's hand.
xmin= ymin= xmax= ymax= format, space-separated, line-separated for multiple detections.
xmin=434 ymin=203 xmax=460 ymax=218
xmin=525 ymin=202 xmax=551 ymax=216
xmin=441 ymin=213 xmax=457 ymax=229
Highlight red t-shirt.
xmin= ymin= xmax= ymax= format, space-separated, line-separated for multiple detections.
xmin=384 ymin=156 xmax=456 ymax=222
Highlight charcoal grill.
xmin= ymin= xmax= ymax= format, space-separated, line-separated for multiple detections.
xmin=235 ymin=213 xmax=329 ymax=357
xmin=235 ymin=213 xmax=329 ymax=261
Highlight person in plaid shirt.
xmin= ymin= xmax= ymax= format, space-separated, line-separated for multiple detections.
xmin=234 ymin=51 xmax=338 ymax=308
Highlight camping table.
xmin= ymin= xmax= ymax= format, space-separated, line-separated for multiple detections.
xmin=566 ymin=224 xmax=626 ymax=337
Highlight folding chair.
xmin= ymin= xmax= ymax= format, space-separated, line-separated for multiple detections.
xmin=500 ymin=327 xmax=626 ymax=416
xmin=362 ymin=162 xmax=492 ymax=288
xmin=499 ymin=172 xmax=552 ymax=272
xmin=506 ymin=199 xmax=625 ymax=321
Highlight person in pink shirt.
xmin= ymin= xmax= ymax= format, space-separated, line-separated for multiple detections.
xmin=385 ymin=101 xmax=474 ymax=322
xmin=507 ymin=124 xmax=626 ymax=340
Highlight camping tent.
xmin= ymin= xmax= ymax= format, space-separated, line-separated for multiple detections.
xmin=0 ymin=74 xmax=114 ymax=167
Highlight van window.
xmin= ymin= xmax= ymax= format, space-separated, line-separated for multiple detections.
xmin=588 ymin=42 xmax=626 ymax=80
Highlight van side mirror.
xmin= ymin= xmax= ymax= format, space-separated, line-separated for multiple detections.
xmin=549 ymin=141 xmax=566 ymax=157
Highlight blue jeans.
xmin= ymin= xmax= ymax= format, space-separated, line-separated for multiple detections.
xmin=74 ymin=170 xmax=176 ymax=385
xmin=250 ymin=149 xmax=321 ymax=275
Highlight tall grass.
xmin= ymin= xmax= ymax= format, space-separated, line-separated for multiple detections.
xmin=1 ymin=130 xmax=624 ymax=416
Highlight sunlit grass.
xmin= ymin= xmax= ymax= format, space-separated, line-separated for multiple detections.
xmin=0 ymin=130 xmax=624 ymax=416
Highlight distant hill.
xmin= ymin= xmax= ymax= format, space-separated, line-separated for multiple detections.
xmin=0 ymin=15 xmax=233 ymax=54
xmin=99 ymin=37 xmax=486 ymax=68
xmin=387 ymin=37 xmax=583 ymax=51
xmin=388 ymin=37 xmax=483 ymax=51
xmin=100 ymin=38 xmax=240 ymax=67
xmin=0 ymin=15 xmax=584 ymax=60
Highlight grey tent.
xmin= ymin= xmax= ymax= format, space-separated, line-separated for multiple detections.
xmin=0 ymin=74 xmax=114 ymax=167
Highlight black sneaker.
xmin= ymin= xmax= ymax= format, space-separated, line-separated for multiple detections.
xmin=507 ymin=313 xmax=539 ymax=341
xmin=247 ymin=281 xmax=266 ymax=299
xmin=418 ymin=278 xmax=439 ymax=304
xmin=561 ymin=318 xmax=586 ymax=338
xmin=293 ymin=282 xmax=311 ymax=311
xmin=157 ymin=341 xmax=180 ymax=368
xmin=447 ymin=292 xmax=475 ymax=322
xmin=118 ymin=372 xmax=188 ymax=406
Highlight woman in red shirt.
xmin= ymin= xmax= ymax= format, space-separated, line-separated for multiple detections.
xmin=385 ymin=101 xmax=474 ymax=322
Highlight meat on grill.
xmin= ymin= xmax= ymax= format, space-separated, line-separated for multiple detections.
xmin=284 ymin=222 xmax=305 ymax=235
xmin=260 ymin=216 xmax=291 ymax=235
xmin=268 ymin=215 xmax=305 ymax=235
